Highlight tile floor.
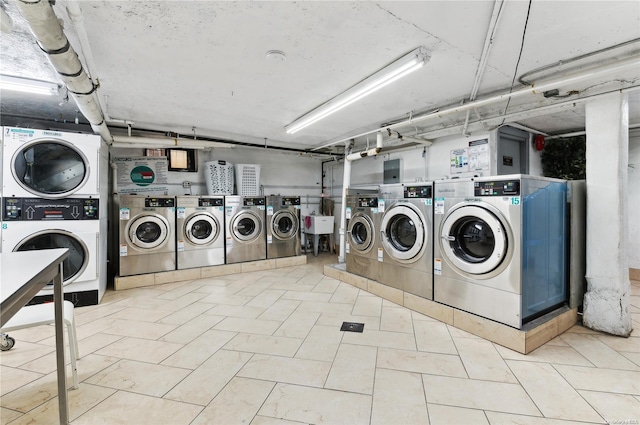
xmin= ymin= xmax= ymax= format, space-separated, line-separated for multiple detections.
xmin=1 ymin=253 xmax=639 ymax=425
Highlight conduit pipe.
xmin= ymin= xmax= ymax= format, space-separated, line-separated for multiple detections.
xmin=313 ymin=56 xmax=640 ymax=151
xmin=387 ymin=129 xmax=433 ymax=146
xmin=111 ymin=135 xmax=232 ymax=150
xmin=16 ymin=0 xmax=112 ymax=143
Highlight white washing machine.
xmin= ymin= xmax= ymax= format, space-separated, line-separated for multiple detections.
xmin=378 ymin=183 xmax=434 ymax=299
xmin=176 ymin=196 xmax=225 ymax=269
xmin=266 ymin=195 xmax=301 ymax=259
xmin=345 ymin=195 xmax=380 ymax=281
xmin=224 ymin=196 xmax=266 ymax=264
xmin=1 ymin=197 xmax=104 ymax=306
xmin=118 ymin=195 xmax=176 ymax=276
xmin=433 ymin=175 xmax=568 ymax=328
xmin=2 ymin=127 xmax=101 ymax=199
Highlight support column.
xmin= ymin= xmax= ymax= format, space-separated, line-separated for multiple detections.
xmin=583 ymin=92 xmax=632 ymax=336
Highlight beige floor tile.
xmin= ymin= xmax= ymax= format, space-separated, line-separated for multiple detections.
xmin=0 ymin=341 xmax=54 ymax=367
xmin=161 ymin=329 xmax=237 ymax=369
xmin=273 ymin=310 xmax=321 ymax=338
xmin=198 ymin=292 xmax=254 ymax=305
xmin=155 ymin=301 xmax=213 ymax=325
xmin=329 ymin=283 xmax=361 ymax=304
xmin=251 ymin=415 xmax=304 ymax=424
xmin=245 ymin=289 xmax=287 ymax=309
xmin=380 ymin=306 xmax=414 ymax=333
xmin=74 ymin=332 xmax=123 ymax=356
xmin=101 ymin=318 xmax=177 ymax=340
xmin=213 ymin=317 xmax=283 ymax=335
xmin=578 ymin=390 xmax=640 ymax=424
xmin=506 ymin=360 xmax=603 ymax=422
xmin=422 ymin=375 xmax=541 ymax=416
xmin=312 ymin=276 xmax=341 ymax=293
xmin=315 ymin=311 xmax=381 ymax=330
xmin=454 ymin=338 xmax=518 ymax=383
xmin=595 ymin=334 xmax=640 ymax=353
xmin=224 ymin=333 xmax=303 ymax=357
xmin=158 ymin=313 xmax=226 ymax=344
xmin=1 ymin=324 xmax=54 ymax=344
xmin=377 ymin=347 xmax=467 ymax=378
xmin=446 ymin=325 xmax=482 ymax=339
xmin=74 ymin=303 xmax=128 ymax=325
xmin=414 ymin=320 xmax=458 ymax=355
xmin=371 ymin=368 xmax=429 ymax=425
xmin=494 ymin=343 xmax=593 ymax=367
xmin=428 ymin=404 xmax=489 ymax=425
xmin=85 ymin=359 xmax=191 ymax=397
xmin=352 ymin=294 xmax=383 ymax=317
xmin=484 ymin=411 xmax=598 ymax=424
xmin=342 ymin=328 xmax=416 ymax=350
xmin=257 ymin=299 xmax=302 ymax=321
xmin=191 ymin=377 xmax=275 ymax=425
xmin=95 ymin=337 xmax=183 ymax=363
xmin=0 ymin=365 xmax=43 ymax=396
xmin=164 ymin=349 xmax=253 ymax=405
xmin=325 ymin=344 xmax=377 ymax=394
xmin=0 ymin=367 xmax=76 ymax=413
xmin=1 ymin=406 xmax=22 ymax=424
xmin=237 ymin=354 xmax=331 ymax=387
xmin=561 ymin=333 xmax=640 ymax=370
xmin=554 ymin=364 xmax=640 ymax=395
xmin=204 ymin=304 xmax=266 ymax=319
xmin=295 ymin=325 xmax=344 ymax=362
xmin=105 ymin=306 xmax=174 ymax=322
xmin=73 ymin=390 xmax=202 ymax=425
xmin=258 ymin=383 xmax=371 ymax=424
xmin=281 ymin=291 xmax=333 ymax=302
xmin=296 ymin=300 xmax=354 ymax=316
xmin=620 ymin=351 xmax=640 ymax=366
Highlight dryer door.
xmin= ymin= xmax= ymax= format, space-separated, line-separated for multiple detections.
xmin=127 ymin=214 xmax=171 ymax=250
xmin=231 ymin=211 xmax=262 ymax=242
xmin=347 ymin=213 xmax=375 ymax=254
xmin=184 ymin=212 xmax=220 ymax=246
xmin=439 ymin=203 xmax=509 ymax=276
xmin=271 ymin=209 xmax=298 ymax=240
xmin=380 ymin=203 xmax=426 ymax=262
xmin=10 ymin=138 xmax=91 ymax=199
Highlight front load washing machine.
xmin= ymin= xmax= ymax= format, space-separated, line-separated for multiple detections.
xmin=378 ymin=183 xmax=434 ymax=299
xmin=433 ymin=175 xmax=567 ymax=328
xmin=225 ymin=196 xmax=266 ymax=264
xmin=118 ymin=195 xmax=176 ymax=276
xmin=2 ymin=127 xmax=101 ymax=199
xmin=1 ymin=197 xmax=104 ymax=306
xmin=266 ymin=195 xmax=301 ymax=259
xmin=345 ymin=195 xmax=380 ymax=281
xmin=176 ymin=196 xmax=225 ymax=269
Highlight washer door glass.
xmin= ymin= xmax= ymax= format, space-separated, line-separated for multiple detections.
xmin=185 ymin=213 xmax=219 ymax=245
xmin=15 ymin=230 xmax=88 ymax=285
xmin=347 ymin=214 xmax=375 ymax=253
xmin=271 ymin=210 xmax=298 ymax=240
xmin=128 ymin=215 xmax=170 ymax=249
xmin=380 ymin=204 xmax=425 ymax=262
xmin=11 ymin=139 xmax=89 ymax=198
xmin=232 ymin=211 xmax=261 ymax=242
xmin=440 ymin=205 xmax=508 ymax=275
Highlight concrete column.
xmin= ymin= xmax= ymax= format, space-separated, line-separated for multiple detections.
xmin=583 ymin=92 xmax=632 ymax=336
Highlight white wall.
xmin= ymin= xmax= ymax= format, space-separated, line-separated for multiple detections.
xmin=629 ymin=128 xmax=640 ymax=269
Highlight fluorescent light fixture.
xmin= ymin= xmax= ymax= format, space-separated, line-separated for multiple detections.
xmin=285 ymin=47 xmax=429 ymax=134
xmin=0 ymin=74 xmax=60 ymax=96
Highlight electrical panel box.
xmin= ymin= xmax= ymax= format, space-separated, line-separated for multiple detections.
xmin=383 ymin=159 xmax=402 ymax=184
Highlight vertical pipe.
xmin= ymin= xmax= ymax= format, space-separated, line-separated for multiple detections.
xmin=338 ymin=141 xmax=354 ymax=262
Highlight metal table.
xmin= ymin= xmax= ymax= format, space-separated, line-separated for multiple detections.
xmin=1 ymin=248 xmax=70 ymax=424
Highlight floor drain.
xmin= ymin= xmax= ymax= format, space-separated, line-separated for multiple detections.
xmin=340 ymin=322 xmax=364 ymax=333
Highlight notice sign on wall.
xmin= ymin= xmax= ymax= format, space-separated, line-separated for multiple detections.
xmin=468 ymin=139 xmax=490 ymax=172
xmin=113 ymin=156 xmax=169 ymax=194
xmin=450 ymin=148 xmax=469 ymax=174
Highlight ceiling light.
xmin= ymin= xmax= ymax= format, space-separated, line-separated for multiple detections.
xmin=285 ymin=46 xmax=430 ymax=134
xmin=0 ymin=74 xmax=60 ymax=96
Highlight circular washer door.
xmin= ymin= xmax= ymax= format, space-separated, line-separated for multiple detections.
xmin=14 ymin=230 xmax=88 ymax=286
xmin=380 ymin=203 xmax=426 ymax=262
xmin=11 ymin=138 xmax=90 ymax=199
xmin=439 ymin=204 xmax=509 ymax=275
xmin=347 ymin=213 xmax=375 ymax=254
xmin=184 ymin=212 xmax=220 ymax=245
xmin=271 ymin=209 xmax=298 ymax=240
xmin=232 ymin=211 xmax=262 ymax=242
xmin=127 ymin=214 xmax=171 ymax=250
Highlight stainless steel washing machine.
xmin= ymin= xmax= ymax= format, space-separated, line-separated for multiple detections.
xmin=266 ymin=195 xmax=301 ymax=259
xmin=346 ymin=195 xmax=380 ymax=281
xmin=224 ymin=196 xmax=266 ymax=264
xmin=176 ymin=196 xmax=225 ymax=269
xmin=378 ymin=183 xmax=433 ymax=299
xmin=118 ymin=195 xmax=176 ymax=276
xmin=433 ymin=175 xmax=567 ymax=328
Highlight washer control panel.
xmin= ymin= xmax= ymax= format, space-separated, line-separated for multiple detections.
xmin=404 ymin=185 xmax=433 ymax=199
xmin=199 ymin=198 xmax=224 ymax=207
xmin=475 ymin=180 xmax=521 ymax=196
xmin=358 ymin=197 xmax=378 ymax=208
xmin=2 ymin=197 xmax=99 ymax=221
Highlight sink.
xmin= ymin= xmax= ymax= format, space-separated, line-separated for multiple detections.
xmin=303 ymin=215 xmax=334 ymax=234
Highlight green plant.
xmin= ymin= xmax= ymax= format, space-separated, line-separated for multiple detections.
xmin=541 ymin=136 xmax=586 ymax=180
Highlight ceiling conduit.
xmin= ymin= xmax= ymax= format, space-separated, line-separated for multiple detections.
xmin=15 ymin=0 xmax=112 ymax=143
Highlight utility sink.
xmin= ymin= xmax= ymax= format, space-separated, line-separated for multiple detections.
xmin=303 ymin=215 xmax=334 ymax=234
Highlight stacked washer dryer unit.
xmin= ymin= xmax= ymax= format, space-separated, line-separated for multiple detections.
xmin=266 ymin=195 xmax=301 ymax=259
xmin=345 ymin=193 xmax=380 ymax=281
xmin=377 ymin=183 xmax=434 ymax=299
xmin=118 ymin=195 xmax=177 ymax=276
xmin=1 ymin=127 xmax=107 ymax=306
xmin=433 ymin=175 xmax=568 ymax=329
xmin=224 ymin=196 xmax=266 ymax=263
xmin=176 ymin=196 xmax=225 ymax=269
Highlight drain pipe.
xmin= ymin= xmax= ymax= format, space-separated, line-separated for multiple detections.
xmin=15 ymin=0 xmax=112 ymax=143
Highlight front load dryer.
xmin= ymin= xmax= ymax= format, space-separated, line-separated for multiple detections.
xmin=176 ymin=196 xmax=225 ymax=269
xmin=225 ymin=196 xmax=266 ymax=264
xmin=345 ymin=195 xmax=380 ymax=281
xmin=266 ymin=195 xmax=301 ymax=259
xmin=433 ymin=175 xmax=567 ymax=328
xmin=2 ymin=127 xmax=101 ymax=199
xmin=378 ymin=183 xmax=434 ymax=299
xmin=118 ymin=195 xmax=176 ymax=276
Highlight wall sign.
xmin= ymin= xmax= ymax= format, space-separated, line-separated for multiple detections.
xmin=113 ymin=157 xmax=169 ymax=194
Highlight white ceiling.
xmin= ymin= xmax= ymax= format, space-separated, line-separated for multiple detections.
xmin=1 ymin=1 xmax=639 ymax=154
